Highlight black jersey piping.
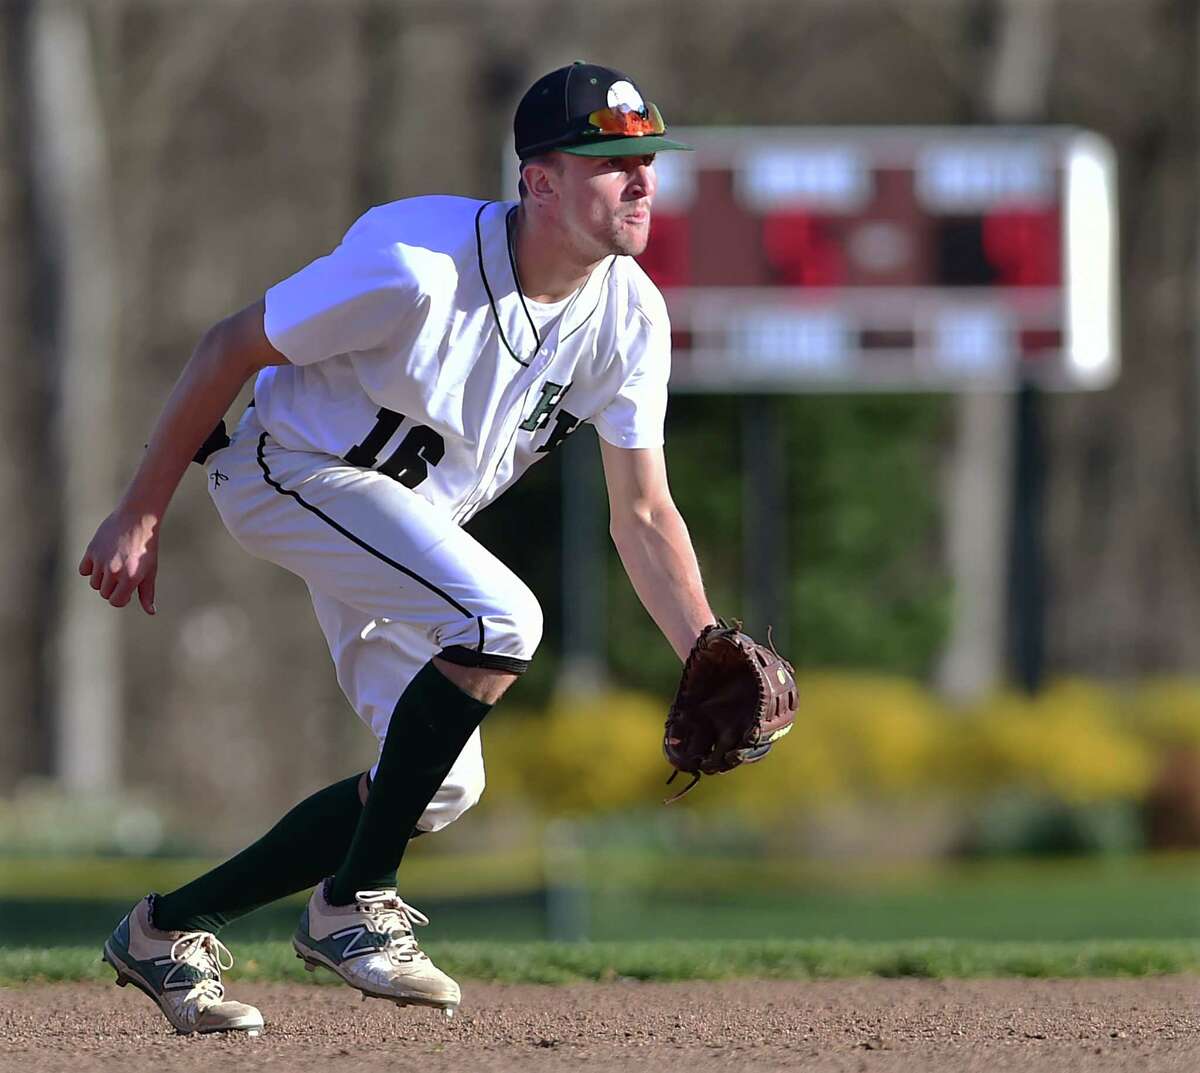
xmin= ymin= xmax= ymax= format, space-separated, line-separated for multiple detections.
xmin=506 ymin=205 xmax=616 ymax=346
xmin=476 ymin=202 xmax=530 ymax=368
xmin=476 ymin=201 xmax=615 ymax=366
xmin=256 ymin=434 xmax=532 ymax=672
xmin=255 ymin=430 xmax=474 ymax=618
xmin=561 ymin=255 xmax=616 ymax=344
xmin=452 ymin=403 xmax=527 ymax=524
xmin=505 ymin=207 xmax=552 ymax=348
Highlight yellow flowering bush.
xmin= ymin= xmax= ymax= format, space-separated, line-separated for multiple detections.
xmin=483 ymin=690 xmax=666 ymax=814
xmin=1123 ymin=678 xmax=1200 ymax=748
xmin=680 ymin=671 xmax=949 ymax=821
xmin=803 ymin=672 xmax=950 ymax=796
xmin=479 ymin=674 xmax=1200 ymax=822
xmin=957 ymin=680 xmax=1154 ymax=803
xmin=485 ymin=673 xmax=948 ymax=818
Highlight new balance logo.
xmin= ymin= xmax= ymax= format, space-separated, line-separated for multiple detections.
xmin=152 ymin=956 xmax=207 ymax=992
xmin=330 ymin=925 xmax=388 ymax=960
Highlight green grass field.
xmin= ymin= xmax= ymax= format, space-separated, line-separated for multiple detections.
xmin=4 ymin=938 xmax=1198 ymax=986
xmin=2 ymin=851 xmax=1195 ymax=946
xmin=2 ymin=851 xmax=1196 ymax=985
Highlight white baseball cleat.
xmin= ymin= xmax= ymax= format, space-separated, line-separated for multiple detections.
xmin=292 ymin=882 xmax=460 ymax=1016
xmin=102 ymin=895 xmax=264 ymax=1035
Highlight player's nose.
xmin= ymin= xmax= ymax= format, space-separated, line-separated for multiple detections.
xmin=628 ymin=160 xmax=655 ymax=198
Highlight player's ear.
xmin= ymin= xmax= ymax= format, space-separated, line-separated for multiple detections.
xmin=522 ymin=154 xmax=560 ymax=205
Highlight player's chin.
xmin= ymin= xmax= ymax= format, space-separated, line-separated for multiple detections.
xmin=611 ymin=217 xmax=651 ymax=257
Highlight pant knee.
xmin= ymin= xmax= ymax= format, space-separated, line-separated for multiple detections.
xmin=437 ymin=579 xmax=543 ymax=673
xmin=505 ymin=584 xmax=543 ymax=655
xmin=416 ymin=769 xmax=485 ymax=833
xmin=478 ymin=585 xmax=542 ymax=669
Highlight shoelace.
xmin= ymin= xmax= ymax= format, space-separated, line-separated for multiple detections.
xmin=354 ymin=890 xmax=431 ymax=963
xmin=169 ymin=932 xmax=233 ymax=1007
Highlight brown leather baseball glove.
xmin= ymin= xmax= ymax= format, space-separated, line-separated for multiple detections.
xmin=662 ymin=619 xmax=798 ymax=802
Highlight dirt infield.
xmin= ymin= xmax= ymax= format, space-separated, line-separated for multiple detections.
xmin=2 ymin=977 xmax=1197 ymax=1072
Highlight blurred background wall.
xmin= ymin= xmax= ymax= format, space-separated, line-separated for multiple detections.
xmin=1 ymin=0 xmax=1198 ymax=863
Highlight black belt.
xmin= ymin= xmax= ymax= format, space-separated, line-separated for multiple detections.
xmin=193 ymin=398 xmax=253 ymax=465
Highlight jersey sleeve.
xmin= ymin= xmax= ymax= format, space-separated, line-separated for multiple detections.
xmin=591 ymin=307 xmax=671 ymax=450
xmin=263 ymin=215 xmax=416 ymax=366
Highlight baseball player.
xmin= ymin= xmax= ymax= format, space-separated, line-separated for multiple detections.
xmin=80 ymin=62 xmax=711 ymax=1035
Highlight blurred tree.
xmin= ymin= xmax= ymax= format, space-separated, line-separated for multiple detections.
xmin=602 ymin=394 xmax=951 ymax=690
xmin=1040 ymin=0 xmax=1200 ymax=676
xmin=31 ymin=0 xmax=123 ymax=792
xmin=0 ymin=0 xmax=50 ymax=789
xmin=786 ymin=396 xmax=952 ymax=676
xmin=607 ymin=395 xmax=745 ymax=692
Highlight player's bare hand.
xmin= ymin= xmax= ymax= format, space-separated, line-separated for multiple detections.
xmin=78 ymin=509 xmax=160 ymax=614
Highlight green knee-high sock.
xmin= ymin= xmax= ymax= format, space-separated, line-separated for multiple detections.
xmin=152 ymin=773 xmax=364 ymax=934
xmin=327 ymin=662 xmax=490 ymax=905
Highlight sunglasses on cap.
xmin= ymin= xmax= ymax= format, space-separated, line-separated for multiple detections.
xmin=520 ymin=101 xmax=667 ymax=157
xmin=585 ymin=101 xmax=666 ymax=138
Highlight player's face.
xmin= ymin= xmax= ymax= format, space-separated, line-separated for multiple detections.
xmin=557 ymin=152 xmax=657 ymax=259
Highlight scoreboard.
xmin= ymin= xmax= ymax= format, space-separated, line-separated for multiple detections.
xmin=633 ymin=127 xmax=1118 ymax=392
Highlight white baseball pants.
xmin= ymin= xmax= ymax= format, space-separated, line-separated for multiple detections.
xmin=203 ymin=406 xmax=542 ymax=832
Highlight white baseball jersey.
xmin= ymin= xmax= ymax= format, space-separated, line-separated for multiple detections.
xmin=255 ymin=195 xmax=671 ymax=524
xmin=205 ymin=195 xmax=674 ymax=831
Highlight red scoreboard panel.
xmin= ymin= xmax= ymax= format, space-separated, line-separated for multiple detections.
xmin=633 ymin=128 xmax=1118 ymax=392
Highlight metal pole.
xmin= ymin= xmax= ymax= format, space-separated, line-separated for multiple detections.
xmin=542 ymin=818 xmax=589 ymax=942
xmin=938 ymin=0 xmax=1055 ymax=701
xmin=1009 ymin=382 xmax=1046 ymax=693
xmin=558 ymin=430 xmax=608 ymax=691
xmin=936 ymin=392 xmax=1015 ymax=701
xmin=741 ymin=395 xmax=788 ymax=645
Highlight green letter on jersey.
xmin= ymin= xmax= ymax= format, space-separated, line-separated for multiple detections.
xmin=536 ymin=410 xmax=580 ymax=454
xmin=520 ymin=382 xmax=571 ymax=432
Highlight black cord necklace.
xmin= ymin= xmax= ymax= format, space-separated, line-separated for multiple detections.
xmin=505 ymin=206 xmax=551 ymax=357
xmin=475 ymin=201 xmax=615 ymax=368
